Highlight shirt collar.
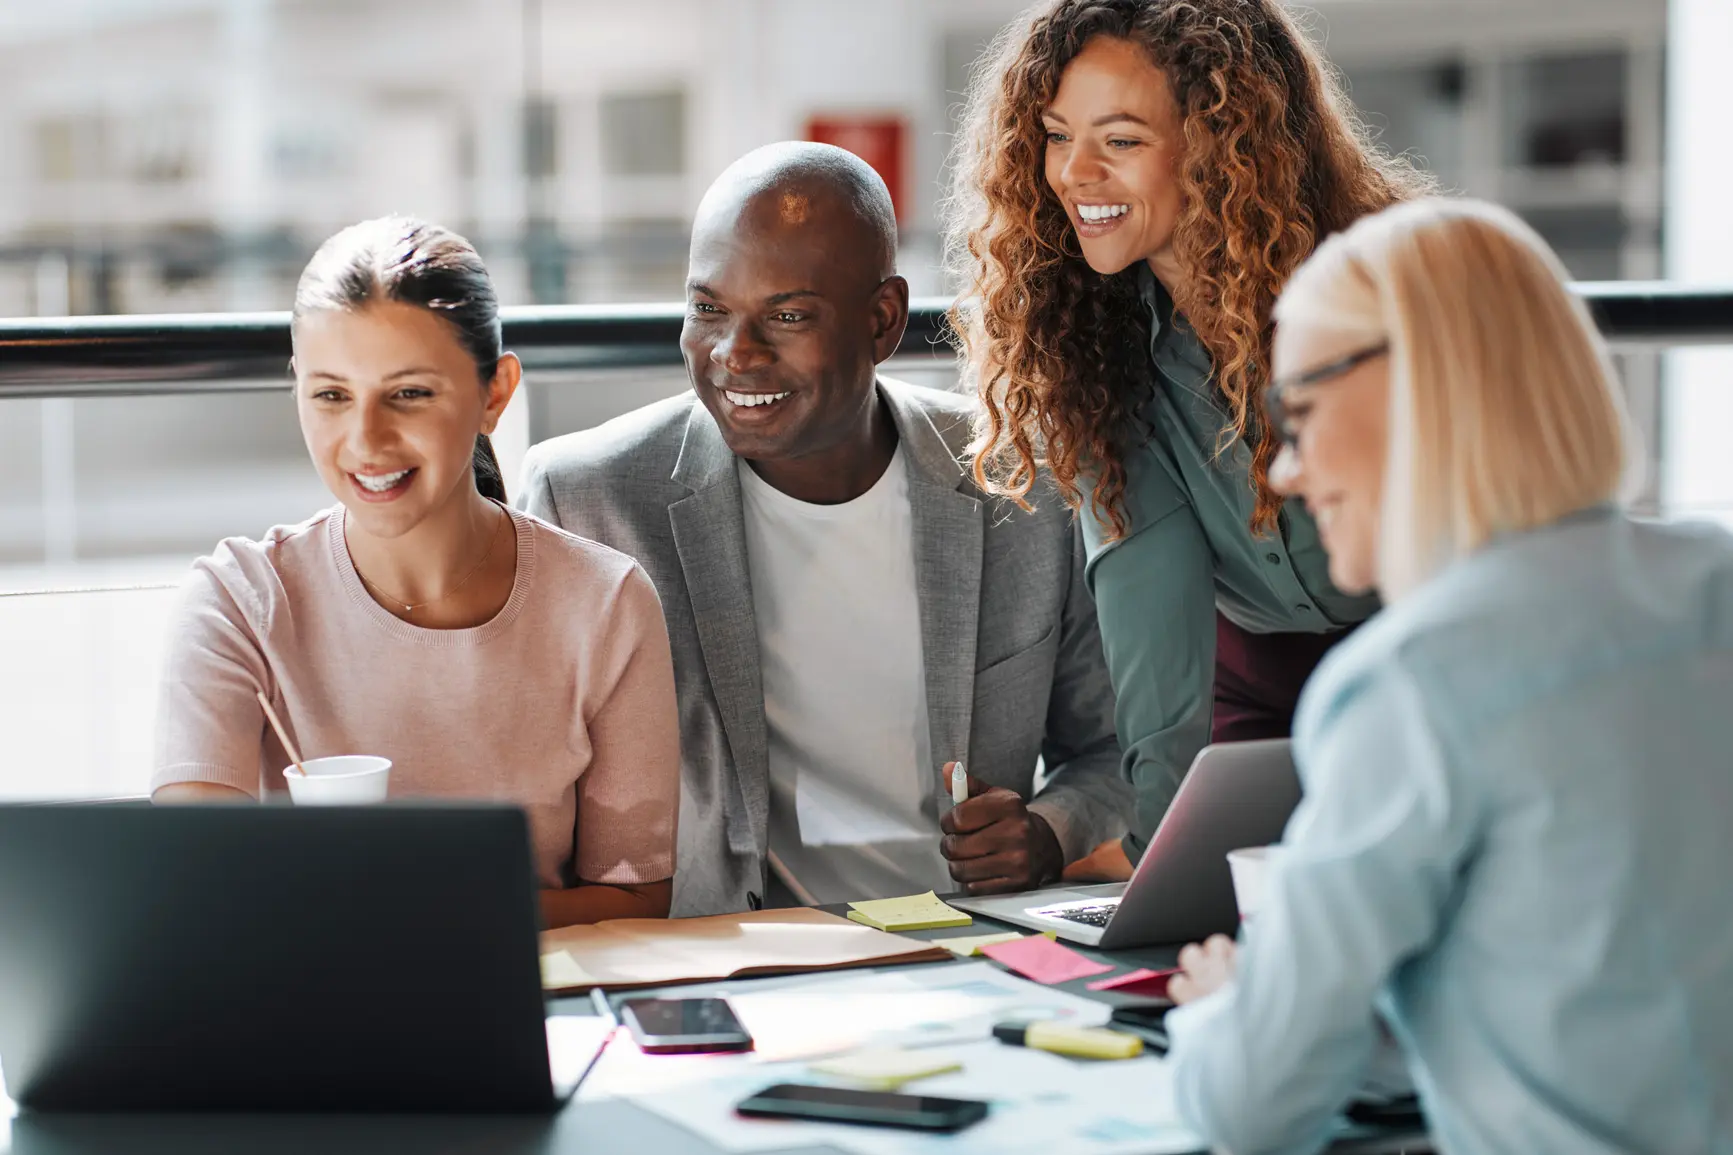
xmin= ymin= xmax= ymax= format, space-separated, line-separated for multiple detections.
xmin=1135 ymin=261 xmax=1214 ymax=387
xmin=1136 ymin=261 xmax=1170 ymax=349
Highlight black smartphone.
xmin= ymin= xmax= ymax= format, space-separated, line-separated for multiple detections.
xmin=736 ymin=1083 xmax=989 ymax=1132
xmin=619 ymin=997 xmax=754 ymax=1054
xmin=1108 ymin=1001 xmax=1174 ymax=1054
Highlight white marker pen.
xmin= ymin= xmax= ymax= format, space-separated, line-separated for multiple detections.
xmin=951 ymin=762 xmax=969 ymax=807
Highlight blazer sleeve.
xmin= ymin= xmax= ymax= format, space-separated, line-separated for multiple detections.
xmin=1025 ymin=522 xmax=1133 ymax=863
xmin=515 ymin=447 xmax=564 ymax=527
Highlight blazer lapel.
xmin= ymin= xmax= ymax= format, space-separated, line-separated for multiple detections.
xmin=883 ymin=382 xmax=985 ymax=804
xmin=669 ymin=407 xmax=768 ymax=858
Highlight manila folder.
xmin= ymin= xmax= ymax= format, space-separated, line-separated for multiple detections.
xmin=538 ymin=906 xmax=953 ymax=992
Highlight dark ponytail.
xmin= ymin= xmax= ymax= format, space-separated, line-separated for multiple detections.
xmin=471 ymin=433 xmax=507 ymax=503
xmin=294 ymin=216 xmax=511 ymax=502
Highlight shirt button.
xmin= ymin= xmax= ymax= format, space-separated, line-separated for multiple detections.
xmin=1265 ymin=552 xmax=1281 ymax=564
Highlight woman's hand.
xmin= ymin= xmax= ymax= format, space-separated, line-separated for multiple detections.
xmin=1169 ymin=934 xmax=1238 ymax=1004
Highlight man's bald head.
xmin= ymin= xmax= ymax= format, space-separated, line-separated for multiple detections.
xmin=680 ymin=142 xmax=911 ymax=485
xmin=694 ymin=141 xmax=899 ymax=284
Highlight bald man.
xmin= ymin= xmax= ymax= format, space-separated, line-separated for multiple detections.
xmin=519 ymin=142 xmax=1128 ymax=916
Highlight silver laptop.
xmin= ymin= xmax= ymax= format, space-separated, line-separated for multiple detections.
xmin=952 ymin=739 xmax=1301 ymax=949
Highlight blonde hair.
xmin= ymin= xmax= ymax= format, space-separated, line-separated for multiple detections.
xmin=1273 ymin=198 xmax=1634 ymax=599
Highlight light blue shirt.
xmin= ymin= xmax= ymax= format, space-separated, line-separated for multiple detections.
xmin=1166 ymin=507 xmax=1733 ymax=1155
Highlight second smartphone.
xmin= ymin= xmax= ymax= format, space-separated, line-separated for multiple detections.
xmin=619 ymin=997 xmax=754 ymax=1054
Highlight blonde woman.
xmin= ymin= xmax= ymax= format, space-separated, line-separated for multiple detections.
xmin=1163 ymin=199 xmax=1733 ymax=1154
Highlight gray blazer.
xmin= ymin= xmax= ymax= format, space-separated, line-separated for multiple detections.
xmin=518 ymin=377 xmax=1129 ymax=916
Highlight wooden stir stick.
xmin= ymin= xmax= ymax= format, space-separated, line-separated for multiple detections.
xmin=254 ymin=691 xmax=309 ymax=778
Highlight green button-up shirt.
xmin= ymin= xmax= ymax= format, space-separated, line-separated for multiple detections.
xmin=1081 ymin=266 xmax=1380 ymax=856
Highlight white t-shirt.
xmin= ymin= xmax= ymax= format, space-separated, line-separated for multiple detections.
xmin=738 ymin=445 xmax=949 ymax=904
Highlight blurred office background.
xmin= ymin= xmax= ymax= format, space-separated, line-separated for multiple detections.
xmin=0 ymin=0 xmax=1727 ymax=798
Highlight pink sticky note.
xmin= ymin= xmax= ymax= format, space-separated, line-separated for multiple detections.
xmin=980 ymin=935 xmax=1114 ymax=984
xmin=1085 ymin=967 xmax=1179 ymax=998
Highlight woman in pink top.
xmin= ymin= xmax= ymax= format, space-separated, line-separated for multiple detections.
xmin=154 ymin=216 xmax=681 ymax=928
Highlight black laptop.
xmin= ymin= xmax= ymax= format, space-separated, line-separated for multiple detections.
xmin=0 ymin=803 xmax=589 ymax=1113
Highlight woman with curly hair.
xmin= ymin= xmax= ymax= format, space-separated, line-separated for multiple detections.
xmin=945 ymin=0 xmax=1431 ymax=875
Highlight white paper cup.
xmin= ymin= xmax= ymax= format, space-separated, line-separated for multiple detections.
xmin=1227 ymin=846 xmax=1271 ymax=921
xmin=283 ymin=755 xmax=391 ymax=805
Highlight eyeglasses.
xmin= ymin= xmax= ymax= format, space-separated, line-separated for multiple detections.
xmin=1264 ymin=342 xmax=1389 ymax=447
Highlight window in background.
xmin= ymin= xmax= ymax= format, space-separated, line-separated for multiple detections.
xmin=599 ymin=89 xmax=685 ymax=178
xmin=1502 ymin=51 xmax=1625 ymax=170
xmin=523 ymin=96 xmax=566 ymax=305
xmin=362 ymin=96 xmax=464 ymax=229
xmin=122 ymin=105 xmax=204 ymax=185
xmin=1341 ymin=43 xmax=1660 ymax=282
xmin=1336 ymin=59 xmax=1469 ymax=193
xmin=523 ymin=97 xmax=560 ymax=181
xmin=34 ymin=114 xmax=107 ymax=183
xmin=1339 ymin=39 xmax=1664 ymax=514
xmin=1663 ymin=0 xmax=1733 ymax=527
xmin=587 ymin=89 xmax=688 ymax=301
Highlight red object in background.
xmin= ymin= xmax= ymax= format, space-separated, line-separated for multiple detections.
xmin=805 ymin=116 xmax=906 ymax=223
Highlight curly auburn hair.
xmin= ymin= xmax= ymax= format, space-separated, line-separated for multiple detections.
xmin=945 ymin=0 xmax=1432 ymax=537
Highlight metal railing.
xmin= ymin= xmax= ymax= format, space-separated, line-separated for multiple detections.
xmin=1 ymin=283 xmax=1730 ymax=400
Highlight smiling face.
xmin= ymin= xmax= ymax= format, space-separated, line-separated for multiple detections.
xmin=1043 ymin=35 xmax=1188 ymax=284
xmin=1269 ymin=320 xmax=1393 ymax=594
xmin=680 ymin=183 xmax=904 ymax=465
xmin=293 ymin=299 xmax=512 ymax=540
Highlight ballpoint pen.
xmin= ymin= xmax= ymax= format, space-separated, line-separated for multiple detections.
xmin=951 ymin=761 xmax=969 ymax=807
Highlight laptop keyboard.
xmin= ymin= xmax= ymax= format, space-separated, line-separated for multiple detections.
xmin=1037 ymin=900 xmax=1121 ymax=928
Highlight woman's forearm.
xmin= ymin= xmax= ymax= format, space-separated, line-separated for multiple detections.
xmin=539 ymin=877 xmax=672 ymax=929
xmin=1062 ymin=837 xmax=1135 ymax=882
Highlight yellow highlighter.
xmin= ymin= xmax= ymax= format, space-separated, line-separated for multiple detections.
xmin=992 ymin=1021 xmax=1143 ymax=1060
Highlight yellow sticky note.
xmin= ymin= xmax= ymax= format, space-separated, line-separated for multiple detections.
xmin=540 ymin=950 xmax=597 ymax=990
xmin=929 ymin=930 xmax=1056 ymax=956
xmin=845 ymin=891 xmax=972 ymax=932
xmin=809 ymin=1048 xmax=964 ymax=1090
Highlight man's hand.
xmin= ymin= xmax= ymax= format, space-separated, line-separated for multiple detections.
xmin=1169 ymin=934 xmax=1238 ymax=1004
xmin=937 ymin=762 xmax=1064 ymax=895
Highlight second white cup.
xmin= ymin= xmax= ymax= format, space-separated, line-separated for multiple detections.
xmin=1226 ymin=845 xmax=1271 ymax=922
xmin=283 ymin=755 xmax=392 ymax=805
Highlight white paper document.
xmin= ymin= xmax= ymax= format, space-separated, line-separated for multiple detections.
xmin=0 ymin=1058 xmax=13 ymax=1151
xmin=576 ymin=963 xmax=1203 ymax=1155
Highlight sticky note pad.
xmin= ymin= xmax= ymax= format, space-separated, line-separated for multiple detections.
xmin=845 ymin=891 xmax=972 ymax=932
xmin=540 ymin=950 xmax=597 ymax=990
xmin=980 ymin=934 xmax=1113 ymax=984
xmin=1086 ymin=967 xmax=1178 ymax=997
xmin=929 ymin=930 xmax=1055 ymax=956
xmin=809 ymin=1048 xmax=964 ymax=1090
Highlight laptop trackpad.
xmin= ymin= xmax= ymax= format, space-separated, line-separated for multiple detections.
xmin=1024 ymin=882 xmax=1127 ymax=909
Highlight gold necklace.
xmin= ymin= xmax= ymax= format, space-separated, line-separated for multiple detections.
xmin=354 ymin=504 xmax=510 ymax=615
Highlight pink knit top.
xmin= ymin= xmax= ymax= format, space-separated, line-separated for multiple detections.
xmin=153 ymin=505 xmax=679 ymax=888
